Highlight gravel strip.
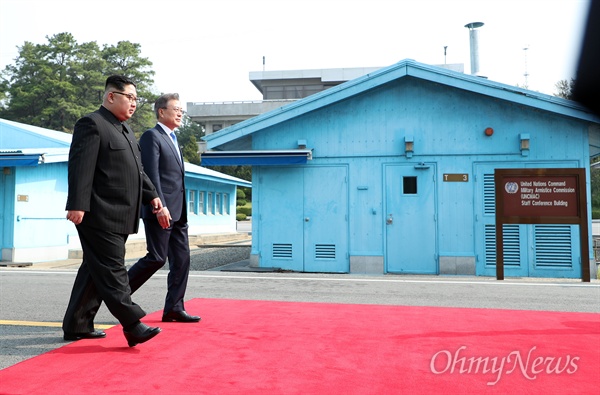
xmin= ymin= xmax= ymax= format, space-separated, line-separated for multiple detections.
xmin=188 ymin=247 xmax=251 ymax=271
xmin=126 ymin=246 xmax=251 ymax=271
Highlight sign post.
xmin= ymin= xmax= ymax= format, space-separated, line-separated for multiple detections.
xmin=494 ymin=168 xmax=590 ymax=282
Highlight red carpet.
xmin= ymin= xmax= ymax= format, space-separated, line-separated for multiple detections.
xmin=1 ymin=299 xmax=598 ymax=394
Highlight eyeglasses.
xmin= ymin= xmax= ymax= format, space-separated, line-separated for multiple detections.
xmin=163 ymin=106 xmax=185 ymax=114
xmin=111 ymin=91 xmax=140 ymax=103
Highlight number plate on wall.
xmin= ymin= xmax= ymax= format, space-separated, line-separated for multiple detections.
xmin=443 ymin=174 xmax=468 ymax=182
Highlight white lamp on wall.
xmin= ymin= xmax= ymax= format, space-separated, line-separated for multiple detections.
xmin=520 ymin=133 xmax=530 ymax=156
xmin=405 ymin=136 xmax=414 ymax=158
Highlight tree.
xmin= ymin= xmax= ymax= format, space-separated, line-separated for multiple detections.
xmin=0 ymin=33 xmax=156 ymax=134
xmin=205 ymin=164 xmax=252 ymax=182
xmin=176 ymin=115 xmax=204 ymax=165
xmin=102 ymin=41 xmax=157 ymax=134
xmin=591 ymin=162 xmax=600 ymax=219
xmin=180 ymin=133 xmax=200 ymax=165
xmin=174 ymin=114 xmax=252 ymax=181
xmin=555 ymin=78 xmax=575 ymax=100
xmin=0 ymin=33 xmax=93 ymax=131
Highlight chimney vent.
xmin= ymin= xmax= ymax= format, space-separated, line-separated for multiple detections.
xmin=464 ymin=22 xmax=484 ymax=76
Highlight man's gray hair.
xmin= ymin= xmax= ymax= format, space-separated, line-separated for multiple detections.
xmin=154 ymin=93 xmax=180 ymax=118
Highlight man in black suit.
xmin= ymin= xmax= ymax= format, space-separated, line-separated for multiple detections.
xmin=63 ymin=75 xmax=165 ymax=347
xmin=128 ymin=93 xmax=200 ymax=323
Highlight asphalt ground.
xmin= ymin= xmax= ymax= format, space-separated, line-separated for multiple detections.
xmin=1 ymin=260 xmax=599 ymax=371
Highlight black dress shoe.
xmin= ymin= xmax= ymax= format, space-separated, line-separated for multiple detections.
xmin=162 ymin=310 xmax=201 ymax=323
xmin=123 ymin=322 xmax=161 ymax=347
xmin=64 ymin=330 xmax=106 ymax=341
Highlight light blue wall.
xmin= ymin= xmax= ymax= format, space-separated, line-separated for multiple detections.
xmin=2 ymin=161 xmax=245 ymax=262
xmin=13 ymin=163 xmax=69 ymax=248
xmin=250 ymin=77 xmax=594 ymax=276
xmin=2 ymin=119 xmax=247 ymax=262
xmin=185 ymin=177 xmax=239 ymax=234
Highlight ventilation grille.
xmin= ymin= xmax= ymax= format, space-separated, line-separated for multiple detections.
xmin=483 ymin=173 xmax=496 ymax=215
xmin=272 ymin=243 xmax=292 ymax=259
xmin=315 ymin=244 xmax=336 ymax=260
xmin=534 ymin=225 xmax=572 ymax=268
xmin=485 ymin=224 xmax=520 ymax=267
xmin=484 ymin=225 xmax=496 ymax=266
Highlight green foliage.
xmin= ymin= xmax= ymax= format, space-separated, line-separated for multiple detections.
xmin=102 ymin=40 xmax=157 ymax=135
xmin=235 ymin=187 xmax=251 ymax=221
xmin=204 ymin=164 xmax=251 ymax=182
xmin=237 ymin=205 xmax=252 ymax=216
xmin=554 ymin=78 xmax=575 ymax=100
xmin=176 ymin=116 xmax=204 ymax=165
xmin=240 ymin=186 xmax=251 ymax=201
xmin=178 ymin=132 xmax=200 ymax=165
xmin=236 ymin=187 xmax=251 ymax=205
xmin=0 ymin=32 xmax=156 ymax=134
xmin=590 ymin=167 xmax=600 ymax=219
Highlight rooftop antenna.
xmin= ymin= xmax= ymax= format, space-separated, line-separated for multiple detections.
xmin=263 ymin=56 xmax=265 ymax=71
xmin=444 ymin=46 xmax=448 ymax=64
xmin=464 ymin=22 xmax=484 ymax=75
xmin=523 ymin=46 xmax=529 ymax=88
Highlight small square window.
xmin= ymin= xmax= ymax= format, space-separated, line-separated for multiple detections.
xmin=208 ymin=192 xmax=214 ymax=214
xmin=403 ymin=176 xmax=417 ymax=194
xmin=199 ymin=191 xmax=205 ymax=214
xmin=216 ymin=193 xmax=222 ymax=214
xmin=223 ymin=193 xmax=230 ymax=214
xmin=188 ymin=190 xmax=196 ymax=214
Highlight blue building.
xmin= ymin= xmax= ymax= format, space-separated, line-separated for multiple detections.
xmin=202 ymin=59 xmax=600 ymax=279
xmin=0 ymin=118 xmax=250 ymax=264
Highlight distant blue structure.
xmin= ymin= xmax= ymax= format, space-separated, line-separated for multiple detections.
xmin=0 ymin=118 xmax=250 ymax=264
xmin=202 ymin=59 xmax=600 ymax=278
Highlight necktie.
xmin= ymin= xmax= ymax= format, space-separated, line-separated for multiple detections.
xmin=170 ymin=132 xmax=182 ymax=162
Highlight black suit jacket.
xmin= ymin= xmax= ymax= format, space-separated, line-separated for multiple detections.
xmin=139 ymin=124 xmax=187 ymax=223
xmin=66 ymin=106 xmax=158 ymax=234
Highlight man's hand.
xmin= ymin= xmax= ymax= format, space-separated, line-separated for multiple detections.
xmin=66 ymin=210 xmax=85 ymax=225
xmin=150 ymin=198 xmax=163 ymax=214
xmin=156 ymin=207 xmax=172 ymax=229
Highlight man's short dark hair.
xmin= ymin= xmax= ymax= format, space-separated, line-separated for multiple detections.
xmin=105 ymin=75 xmax=136 ymax=91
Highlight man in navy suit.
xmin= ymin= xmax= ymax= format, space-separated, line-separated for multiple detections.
xmin=128 ymin=93 xmax=201 ymax=323
xmin=63 ymin=75 xmax=164 ymax=347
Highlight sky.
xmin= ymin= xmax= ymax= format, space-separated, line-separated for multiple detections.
xmin=0 ymin=0 xmax=592 ymax=109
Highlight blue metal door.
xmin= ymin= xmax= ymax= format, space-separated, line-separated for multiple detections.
xmin=0 ymin=168 xmax=14 ymax=255
xmin=303 ymin=166 xmax=349 ymax=273
xmin=257 ymin=167 xmax=305 ymax=271
xmin=257 ymin=166 xmax=349 ymax=272
xmin=473 ymin=165 xmax=529 ymax=277
xmin=384 ymin=164 xmax=437 ymax=273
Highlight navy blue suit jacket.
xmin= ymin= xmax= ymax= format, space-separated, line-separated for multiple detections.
xmin=139 ymin=124 xmax=187 ymax=222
